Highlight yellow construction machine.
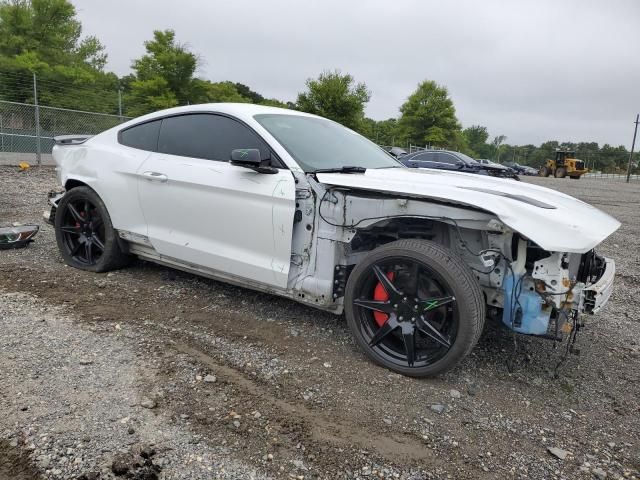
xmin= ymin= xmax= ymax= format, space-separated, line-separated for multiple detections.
xmin=539 ymin=150 xmax=588 ymax=179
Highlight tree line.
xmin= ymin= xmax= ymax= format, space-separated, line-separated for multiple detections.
xmin=0 ymin=0 xmax=635 ymax=172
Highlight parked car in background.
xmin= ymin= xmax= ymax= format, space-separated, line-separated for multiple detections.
xmin=504 ymin=162 xmax=538 ymax=176
xmin=46 ymin=104 xmax=619 ymax=377
xmin=400 ymin=150 xmax=519 ymax=180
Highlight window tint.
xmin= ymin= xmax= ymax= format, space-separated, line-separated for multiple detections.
xmin=438 ymin=153 xmax=460 ymax=165
xmin=412 ymin=152 xmax=436 ymax=161
xmin=119 ymin=120 xmax=161 ymax=151
xmin=158 ymin=114 xmax=269 ymax=161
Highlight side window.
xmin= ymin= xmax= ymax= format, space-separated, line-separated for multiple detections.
xmin=157 ymin=114 xmax=270 ymax=162
xmin=119 ymin=120 xmax=161 ymax=151
xmin=438 ymin=153 xmax=459 ymax=165
xmin=413 ymin=152 xmax=435 ymax=162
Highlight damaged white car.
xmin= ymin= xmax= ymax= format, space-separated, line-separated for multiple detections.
xmin=46 ymin=104 xmax=620 ymax=377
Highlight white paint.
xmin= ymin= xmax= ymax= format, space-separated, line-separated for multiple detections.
xmin=317 ymin=167 xmax=621 ymax=253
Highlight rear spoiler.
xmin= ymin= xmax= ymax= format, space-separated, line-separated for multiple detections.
xmin=54 ymin=135 xmax=93 ymax=145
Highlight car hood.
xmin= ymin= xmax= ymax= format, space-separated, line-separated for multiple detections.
xmin=316 ymin=168 xmax=620 ymax=253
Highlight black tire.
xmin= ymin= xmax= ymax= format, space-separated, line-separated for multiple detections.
xmin=569 ymin=175 xmax=580 ymax=180
xmin=54 ymin=186 xmax=129 ymax=272
xmin=344 ymin=239 xmax=485 ymax=377
xmin=539 ymin=166 xmax=550 ymax=177
xmin=555 ymin=167 xmax=567 ymax=178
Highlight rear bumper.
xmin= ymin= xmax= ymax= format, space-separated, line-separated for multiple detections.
xmin=581 ymin=257 xmax=615 ymax=314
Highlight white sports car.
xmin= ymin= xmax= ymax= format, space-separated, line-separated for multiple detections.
xmin=47 ymin=104 xmax=620 ymax=377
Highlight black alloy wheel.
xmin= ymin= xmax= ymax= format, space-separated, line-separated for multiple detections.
xmin=345 ymin=240 xmax=485 ymax=377
xmin=54 ymin=186 xmax=129 ymax=272
xmin=59 ymin=197 xmax=105 ymax=265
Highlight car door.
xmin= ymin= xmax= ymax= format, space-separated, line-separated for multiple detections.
xmin=435 ymin=153 xmax=464 ymax=171
xmin=136 ymin=113 xmax=296 ymax=289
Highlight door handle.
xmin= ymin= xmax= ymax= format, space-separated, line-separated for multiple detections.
xmin=142 ymin=171 xmax=168 ymax=182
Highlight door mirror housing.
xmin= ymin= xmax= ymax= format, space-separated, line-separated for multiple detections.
xmin=230 ymin=149 xmax=278 ymax=174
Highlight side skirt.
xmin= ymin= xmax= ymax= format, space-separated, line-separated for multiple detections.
xmin=127 ymin=243 xmax=343 ymax=315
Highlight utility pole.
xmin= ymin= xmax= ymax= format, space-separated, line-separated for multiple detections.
xmin=33 ymin=72 xmax=41 ymax=166
xmin=118 ymin=88 xmax=123 ymax=121
xmin=626 ymin=114 xmax=639 ymax=183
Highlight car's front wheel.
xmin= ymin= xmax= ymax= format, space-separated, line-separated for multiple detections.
xmin=344 ymin=239 xmax=485 ymax=377
xmin=54 ymin=186 xmax=129 ymax=272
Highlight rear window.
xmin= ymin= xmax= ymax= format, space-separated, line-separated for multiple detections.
xmin=119 ymin=120 xmax=161 ymax=151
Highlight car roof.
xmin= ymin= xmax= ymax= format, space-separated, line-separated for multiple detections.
xmin=118 ymin=103 xmax=319 ymax=129
xmin=402 ymin=150 xmax=459 ymax=160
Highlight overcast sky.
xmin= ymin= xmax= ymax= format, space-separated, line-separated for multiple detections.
xmin=75 ymin=0 xmax=639 ymax=146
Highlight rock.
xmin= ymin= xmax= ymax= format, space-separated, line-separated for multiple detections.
xmin=203 ymin=374 xmax=217 ymax=383
xmin=592 ymin=468 xmax=607 ymax=480
xmin=78 ymin=473 xmax=100 ymax=480
xmin=532 ymin=377 xmax=543 ymax=386
xmin=79 ymin=359 xmax=93 ymax=365
xmin=293 ymin=459 xmax=307 ymax=470
xmin=323 ymin=362 xmax=332 ymax=368
xmin=430 ymin=404 xmax=446 ymax=414
xmin=140 ymin=446 xmax=156 ymax=459
xmin=111 ymin=454 xmax=131 ymax=476
xmin=127 ymin=426 xmax=135 ymax=435
xmin=253 ymin=411 xmax=262 ymax=419
xmin=383 ymin=418 xmax=392 ymax=425
xmin=140 ymin=397 xmax=157 ymax=409
xmin=233 ymin=420 xmax=240 ymax=428
xmin=449 ymin=389 xmax=462 ymax=399
xmin=547 ymin=446 xmax=571 ymax=460
xmin=467 ymin=385 xmax=479 ymax=396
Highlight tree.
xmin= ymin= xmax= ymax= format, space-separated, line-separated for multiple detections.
xmin=234 ymin=82 xmax=264 ymax=104
xmin=463 ymin=125 xmax=490 ymax=157
xmin=492 ymin=135 xmax=507 ymax=161
xmin=296 ymin=70 xmax=370 ymax=130
xmin=397 ymin=81 xmax=461 ymax=148
xmin=126 ymin=30 xmax=202 ymax=115
xmin=0 ymin=0 xmax=115 ymax=111
xmin=0 ymin=0 xmax=106 ymax=68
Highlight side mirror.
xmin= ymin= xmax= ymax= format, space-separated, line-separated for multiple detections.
xmin=230 ymin=149 xmax=277 ymax=174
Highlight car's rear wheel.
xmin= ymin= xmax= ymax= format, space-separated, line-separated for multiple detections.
xmin=54 ymin=186 xmax=129 ymax=272
xmin=555 ymin=167 xmax=567 ymax=178
xmin=344 ymin=239 xmax=485 ymax=377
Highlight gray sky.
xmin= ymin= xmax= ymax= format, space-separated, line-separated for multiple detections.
xmin=75 ymin=0 xmax=639 ymax=147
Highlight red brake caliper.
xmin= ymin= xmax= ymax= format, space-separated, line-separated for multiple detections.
xmin=373 ymin=272 xmax=395 ymax=327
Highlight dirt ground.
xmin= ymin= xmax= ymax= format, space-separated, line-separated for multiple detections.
xmin=1 ymin=166 xmax=639 ymax=480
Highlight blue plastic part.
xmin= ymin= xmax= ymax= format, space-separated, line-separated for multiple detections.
xmin=502 ymin=273 xmax=551 ymax=335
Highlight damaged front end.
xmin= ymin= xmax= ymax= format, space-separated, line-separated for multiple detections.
xmin=500 ymin=241 xmax=614 ymax=339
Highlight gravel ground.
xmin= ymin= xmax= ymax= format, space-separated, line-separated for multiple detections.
xmin=0 ymin=166 xmax=639 ymax=480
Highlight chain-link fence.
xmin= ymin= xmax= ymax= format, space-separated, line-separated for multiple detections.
xmin=0 ymin=100 xmax=130 ymax=165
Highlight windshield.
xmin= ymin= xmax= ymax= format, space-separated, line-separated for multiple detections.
xmin=254 ymin=114 xmax=403 ymax=172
